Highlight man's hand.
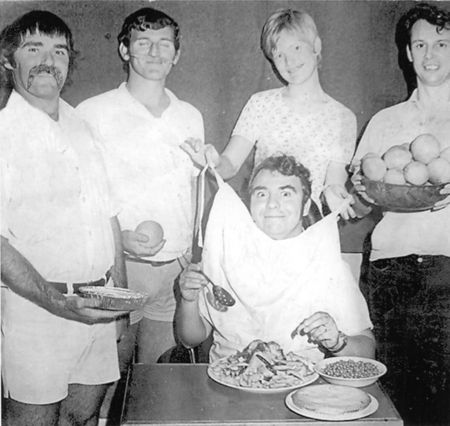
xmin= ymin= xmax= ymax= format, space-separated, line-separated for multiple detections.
xmin=65 ymin=295 xmax=128 ymax=324
xmin=323 ymin=185 xmax=356 ymax=220
xmin=122 ymin=230 xmax=165 ymax=257
xmin=292 ymin=311 xmax=340 ymax=350
xmin=350 ymin=170 xmax=376 ymax=204
xmin=178 ymin=263 xmax=208 ymax=303
xmin=180 ymin=138 xmax=220 ymax=169
xmin=432 ymin=183 xmax=450 ymax=211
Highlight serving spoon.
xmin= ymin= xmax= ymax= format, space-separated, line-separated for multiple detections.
xmin=200 ymin=270 xmax=236 ymax=307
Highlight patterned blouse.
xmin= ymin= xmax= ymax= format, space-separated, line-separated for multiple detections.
xmin=232 ymin=88 xmax=356 ymax=204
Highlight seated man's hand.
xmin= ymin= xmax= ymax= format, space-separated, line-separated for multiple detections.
xmin=432 ymin=183 xmax=450 ymax=211
xmin=180 ymin=138 xmax=220 ymax=169
xmin=293 ymin=311 xmax=340 ymax=350
xmin=122 ymin=230 xmax=165 ymax=257
xmin=323 ymin=184 xmax=356 ymax=220
xmin=179 ymin=263 xmax=208 ymax=303
xmin=65 ymin=295 xmax=128 ymax=324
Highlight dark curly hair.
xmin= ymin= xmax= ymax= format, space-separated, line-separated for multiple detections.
xmin=0 ymin=10 xmax=77 ymax=89
xmin=398 ymin=2 xmax=450 ymax=48
xmin=249 ymin=154 xmax=312 ymax=202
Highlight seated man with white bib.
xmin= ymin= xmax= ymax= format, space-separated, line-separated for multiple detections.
xmin=177 ymin=154 xmax=375 ymax=363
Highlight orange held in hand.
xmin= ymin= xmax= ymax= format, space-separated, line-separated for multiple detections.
xmin=135 ymin=220 xmax=164 ymax=247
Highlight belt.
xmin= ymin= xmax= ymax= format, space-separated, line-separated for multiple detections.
xmin=372 ymin=254 xmax=448 ymax=269
xmin=126 ymin=254 xmax=177 ymax=266
xmin=49 ymin=270 xmax=111 ymax=295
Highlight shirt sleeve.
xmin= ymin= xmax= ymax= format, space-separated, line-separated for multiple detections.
xmin=231 ymin=94 xmax=261 ymax=143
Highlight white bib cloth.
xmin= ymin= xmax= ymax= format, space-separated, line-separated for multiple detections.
xmin=198 ymin=171 xmax=372 ymax=363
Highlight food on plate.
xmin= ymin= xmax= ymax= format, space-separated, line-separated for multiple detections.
xmin=135 ymin=220 xmax=164 ymax=246
xmin=359 ymin=134 xmax=450 ymax=185
xmin=291 ymin=384 xmax=371 ymax=415
xmin=321 ymin=359 xmax=380 ymax=379
xmin=209 ymin=339 xmax=315 ymax=389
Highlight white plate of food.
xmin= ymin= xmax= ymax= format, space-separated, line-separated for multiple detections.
xmin=207 ymin=340 xmax=319 ymax=393
xmin=285 ymin=384 xmax=379 ymax=421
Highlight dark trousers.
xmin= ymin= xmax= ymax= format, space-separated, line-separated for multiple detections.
xmin=361 ymin=254 xmax=450 ymax=426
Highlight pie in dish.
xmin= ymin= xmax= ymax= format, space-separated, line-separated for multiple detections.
xmin=78 ymin=287 xmax=149 ymax=310
xmin=291 ymin=384 xmax=371 ymax=415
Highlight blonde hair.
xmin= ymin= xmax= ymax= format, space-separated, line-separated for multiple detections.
xmin=261 ymin=9 xmax=319 ymax=61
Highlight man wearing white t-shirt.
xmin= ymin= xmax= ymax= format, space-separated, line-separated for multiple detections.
xmin=77 ymin=7 xmax=204 ymax=364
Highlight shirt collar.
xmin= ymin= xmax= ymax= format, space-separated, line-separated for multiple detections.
xmin=118 ymin=82 xmax=179 ymax=115
xmin=7 ymin=89 xmax=71 ymax=123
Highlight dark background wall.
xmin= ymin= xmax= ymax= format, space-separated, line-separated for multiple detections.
xmin=2 ymin=0 xmax=446 ymax=252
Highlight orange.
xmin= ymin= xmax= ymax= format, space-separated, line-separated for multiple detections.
xmin=439 ymin=146 xmax=450 ymax=163
xmin=403 ymin=161 xmax=429 ymax=185
xmin=427 ymin=158 xmax=450 ymax=184
xmin=410 ymin=133 xmax=441 ymax=164
xmin=383 ymin=145 xmax=412 ymax=169
xmin=384 ymin=168 xmax=406 ymax=185
xmin=135 ymin=220 xmax=164 ymax=246
xmin=361 ymin=154 xmax=387 ymax=181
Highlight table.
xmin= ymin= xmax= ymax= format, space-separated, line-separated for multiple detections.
xmin=121 ymin=364 xmax=403 ymax=425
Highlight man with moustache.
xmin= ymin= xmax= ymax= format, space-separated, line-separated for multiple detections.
xmin=0 ymin=10 xmax=126 ymax=425
xmin=353 ymin=3 xmax=450 ymax=424
xmin=77 ymin=7 xmax=204 ymax=364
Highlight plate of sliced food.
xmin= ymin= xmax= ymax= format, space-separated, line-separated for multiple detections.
xmin=207 ymin=340 xmax=318 ymax=393
xmin=285 ymin=383 xmax=379 ymax=421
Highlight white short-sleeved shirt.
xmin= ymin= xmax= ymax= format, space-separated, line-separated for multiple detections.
xmin=233 ymin=88 xmax=356 ymax=204
xmin=77 ymin=83 xmax=204 ymax=262
xmin=353 ymin=90 xmax=450 ymax=260
xmin=0 ymin=91 xmax=115 ymax=282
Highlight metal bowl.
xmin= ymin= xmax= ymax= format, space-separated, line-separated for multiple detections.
xmin=315 ymin=356 xmax=387 ymax=388
xmin=362 ymin=177 xmax=446 ymax=212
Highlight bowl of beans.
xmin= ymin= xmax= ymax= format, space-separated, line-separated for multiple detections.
xmin=314 ymin=356 xmax=387 ymax=387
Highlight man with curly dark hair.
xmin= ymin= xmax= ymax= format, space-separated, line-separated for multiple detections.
xmin=177 ymin=154 xmax=375 ymax=365
xmin=353 ymin=3 xmax=450 ymax=424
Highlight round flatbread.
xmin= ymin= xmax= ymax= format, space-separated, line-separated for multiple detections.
xmin=292 ymin=384 xmax=371 ymax=416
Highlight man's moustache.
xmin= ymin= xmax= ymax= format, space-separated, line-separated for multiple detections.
xmin=27 ymin=64 xmax=65 ymax=89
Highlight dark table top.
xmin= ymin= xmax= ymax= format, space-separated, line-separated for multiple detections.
xmin=121 ymin=363 xmax=403 ymax=426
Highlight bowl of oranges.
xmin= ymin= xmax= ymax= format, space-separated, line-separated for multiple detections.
xmin=358 ymin=134 xmax=449 ymax=212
